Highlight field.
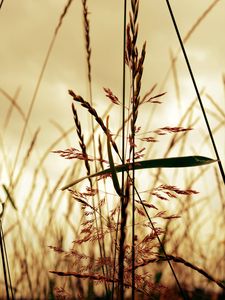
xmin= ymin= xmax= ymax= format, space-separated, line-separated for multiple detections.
xmin=0 ymin=1 xmax=225 ymax=299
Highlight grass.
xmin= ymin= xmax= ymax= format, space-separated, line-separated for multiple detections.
xmin=0 ymin=1 xmax=225 ymax=299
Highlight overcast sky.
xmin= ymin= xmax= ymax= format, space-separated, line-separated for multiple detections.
xmin=0 ymin=0 xmax=224 ymax=185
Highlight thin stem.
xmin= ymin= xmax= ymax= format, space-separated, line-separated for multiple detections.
xmin=11 ymin=0 xmax=74 ymax=183
xmin=133 ymin=183 xmax=189 ymax=300
xmin=114 ymin=1 xmax=127 ymax=299
xmin=118 ymin=196 xmax=127 ymax=300
xmin=165 ymin=0 xmax=225 ymax=185
xmin=0 ymin=0 xmax=4 ymax=9
xmin=131 ymin=132 xmax=135 ymax=299
xmin=111 ymin=206 xmax=120 ymax=300
xmin=0 ymin=220 xmax=10 ymax=300
xmin=82 ymin=1 xmax=109 ymax=295
xmin=131 ymin=34 xmax=136 ymax=300
xmin=1 ymin=222 xmax=14 ymax=299
xmin=119 ymin=0 xmax=127 ymax=298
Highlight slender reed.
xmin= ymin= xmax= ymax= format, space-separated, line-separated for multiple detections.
xmin=0 ymin=88 xmax=26 ymax=123
xmin=130 ymin=0 xmax=138 ymax=295
xmin=11 ymin=0 xmax=74 ymax=183
xmin=165 ymin=0 xmax=225 ymax=184
xmin=82 ymin=3 xmax=110 ymax=292
xmin=0 ymin=220 xmax=10 ymax=300
xmin=69 ymin=90 xmax=119 ymax=155
xmin=160 ymin=0 xmax=221 ymax=91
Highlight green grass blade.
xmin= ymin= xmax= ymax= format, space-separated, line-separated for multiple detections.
xmin=61 ymin=156 xmax=216 ymax=190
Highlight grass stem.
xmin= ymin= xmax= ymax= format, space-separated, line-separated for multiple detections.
xmin=165 ymin=0 xmax=225 ymax=185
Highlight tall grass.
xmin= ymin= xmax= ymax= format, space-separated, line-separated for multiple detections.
xmin=0 ymin=1 xmax=224 ymax=299
xmin=51 ymin=1 xmax=224 ymax=299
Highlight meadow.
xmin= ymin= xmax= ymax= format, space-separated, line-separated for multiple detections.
xmin=0 ymin=1 xmax=225 ymax=299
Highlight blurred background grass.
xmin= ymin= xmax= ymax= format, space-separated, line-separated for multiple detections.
xmin=0 ymin=1 xmax=224 ymax=298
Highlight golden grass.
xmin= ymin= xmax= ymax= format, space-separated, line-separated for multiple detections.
xmin=0 ymin=1 xmax=224 ymax=299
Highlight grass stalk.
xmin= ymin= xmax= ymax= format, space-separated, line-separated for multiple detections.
xmin=82 ymin=2 xmax=110 ymax=293
xmin=0 ymin=220 xmax=10 ymax=300
xmin=159 ymin=0 xmax=221 ymax=91
xmin=165 ymin=0 xmax=225 ymax=184
xmin=11 ymin=0 xmax=74 ymax=183
xmin=118 ymin=0 xmax=127 ymax=298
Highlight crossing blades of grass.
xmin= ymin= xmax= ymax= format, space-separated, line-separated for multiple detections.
xmin=61 ymin=156 xmax=216 ymax=190
xmin=2 ymin=184 xmax=17 ymax=212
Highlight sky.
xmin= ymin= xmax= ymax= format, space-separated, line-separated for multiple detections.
xmin=0 ymin=0 xmax=224 ymax=198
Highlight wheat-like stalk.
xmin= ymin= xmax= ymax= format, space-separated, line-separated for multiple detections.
xmin=72 ymin=103 xmax=91 ymax=177
xmin=82 ymin=0 xmax=91 ymax=85
xmin=69 ymin=89 xmax=119 ymax=155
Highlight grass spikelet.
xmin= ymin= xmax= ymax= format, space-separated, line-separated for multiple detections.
xmin=103 ymin=88 xmax=120 ymax=105
xmin=82 ymin=0 xmax=91 ymax=84
xmin=72 ymin=103 xmax=91 ymax=177
xmin=54 ymin=0 xmax=74 ymax=36
xmin=69 ymin=90 xmax=119 ymax=154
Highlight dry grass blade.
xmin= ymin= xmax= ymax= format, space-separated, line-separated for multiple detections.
xmin=0 ymin=88 xmax=25 ymax=122
xmin=11 ymin=0 xmax=74 ymax=180
xmin=2 ymin=184 xmax=17 ymax=211
xmin=50 ymin=119 xmax=71 ymax=146
xmin=2 ymin=87 xmax=21 ymax=129
xmin=183 ymin=0 xmax=221 ymax=44
xmin=160 ymin=0 xmax=221 ymax=91
xmin=49 ymin=270 xmax=149 ymax=295
xmin=170 ymin=48 xmax=180 ymax=103
xmin=13 ymin=128 xmax=40 ymax=187
xmin=205 ymin=93 xmax=225 ymax=119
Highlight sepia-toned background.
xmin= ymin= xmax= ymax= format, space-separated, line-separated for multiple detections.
xmin=0 ymin=0 xmax=224 ymax=298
